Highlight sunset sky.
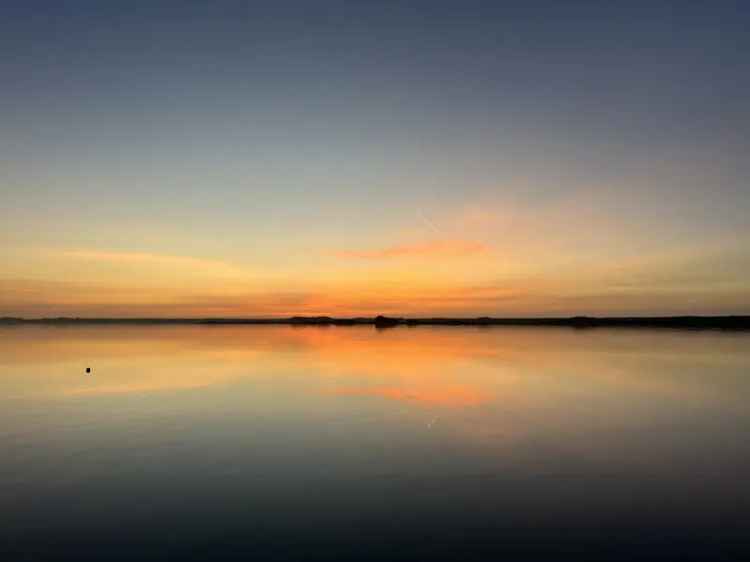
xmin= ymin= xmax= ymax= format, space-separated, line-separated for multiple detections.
xmin=2 ymin=1 xmax=748 ymax=318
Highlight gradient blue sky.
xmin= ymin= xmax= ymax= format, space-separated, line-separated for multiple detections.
xmin=2 ymin=1 xmax=748 ymax=317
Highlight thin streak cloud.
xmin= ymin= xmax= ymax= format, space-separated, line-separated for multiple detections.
xmin=62 ymin=250 xmax=244 ymax=274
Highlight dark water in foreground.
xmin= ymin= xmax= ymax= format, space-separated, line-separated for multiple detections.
xmin=1 ymin=325 xmax=748 ymax=561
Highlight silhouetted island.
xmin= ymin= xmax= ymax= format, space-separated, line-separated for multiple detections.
xmin=1 ymin=315 xmax=749 ymax=330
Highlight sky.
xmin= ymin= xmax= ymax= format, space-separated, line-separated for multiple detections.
xmin=1 ymin=0 xmax=748 ymax=318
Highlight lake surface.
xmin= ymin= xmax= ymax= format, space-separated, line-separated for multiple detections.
xmin=1 ymin=325 xmax=749 ymax=561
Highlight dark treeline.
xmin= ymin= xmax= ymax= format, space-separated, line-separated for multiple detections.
xmin=2 ymin=315 xmax=749 ymax=330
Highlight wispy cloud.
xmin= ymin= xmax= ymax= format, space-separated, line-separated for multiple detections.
xmin=61 ymin=249 xmax=243 ymax=275
xmin=330 ymin=240 xmax=490 ymax=260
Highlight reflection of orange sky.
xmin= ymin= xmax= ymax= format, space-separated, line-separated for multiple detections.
xmin=2 ymin=325 xmax=749 ymax=462
xmin=2 ymin=325 xmax=747 ymax=412
xmin=0 ymin=325 xmax=508 ymax=407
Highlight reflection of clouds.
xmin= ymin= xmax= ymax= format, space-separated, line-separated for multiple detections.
xmin=65 ymin=380 xmax=218 ymax=396
xmin=1 ymin=324 xmax=749 ymax=472
xmin=1 ymin=326 xmax=747 ymax=411
xmin=331 ymin=384 xmax=491 ymax=408
xmin=29 ymin=353 xmax=267 ymax=398
xmin=2 ymin=326 xmax=747 ymax=477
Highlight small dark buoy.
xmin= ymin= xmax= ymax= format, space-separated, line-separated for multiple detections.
xmin=86 ymin=367 xmax=91 ymax=374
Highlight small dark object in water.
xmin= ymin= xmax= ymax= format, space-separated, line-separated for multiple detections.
xmin=86 ymin=367 xmax=91 ymax=373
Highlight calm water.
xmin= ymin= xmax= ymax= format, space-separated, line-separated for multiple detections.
xmin=1 ymin=325 xmax=749 ymax=561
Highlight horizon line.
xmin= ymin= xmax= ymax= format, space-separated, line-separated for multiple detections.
xmin=2 ymin=314 xmax=749 ymax=330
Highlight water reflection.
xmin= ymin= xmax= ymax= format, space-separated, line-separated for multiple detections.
xmin=1 ymin=325 xmax=748 ymax=560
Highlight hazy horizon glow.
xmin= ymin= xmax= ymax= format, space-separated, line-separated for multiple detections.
xmin=2 ymin=1 xmax=748 ymax=317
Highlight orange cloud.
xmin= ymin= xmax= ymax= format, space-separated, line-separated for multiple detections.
xmin=331 ymin=240 xmax=490 ymax=260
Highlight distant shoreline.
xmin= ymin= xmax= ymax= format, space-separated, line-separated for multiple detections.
xmin=2 ymin=315 xmax=749 ymax=330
